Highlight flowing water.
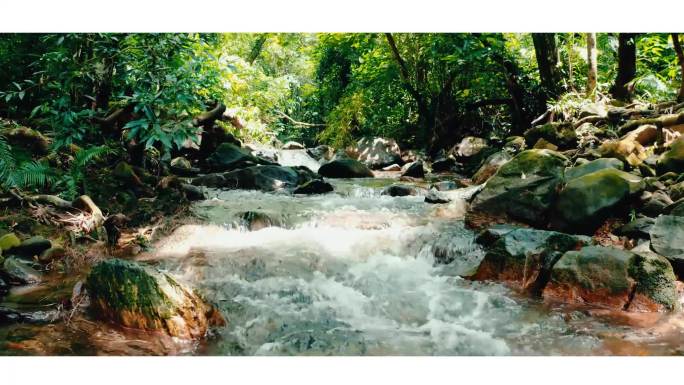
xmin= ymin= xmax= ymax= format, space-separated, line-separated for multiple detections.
xmin=2 ymin=176 xmax=684 ymax=355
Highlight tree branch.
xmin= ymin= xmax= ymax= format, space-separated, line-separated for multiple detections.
xmin=275 ymin=110 xmax=325 ymax=127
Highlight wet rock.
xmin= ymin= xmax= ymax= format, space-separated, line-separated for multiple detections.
xmin=294 ymin=179 xmax=334 ymax=195
xmin=657 ymin=137 xmax=684 ymax=174
xmin=113 ymin=161 xmax=144 ymax=186
xmin=0 ymin=233 xmax=21 ymax=252
xmin=282 ymin=141 xmax=305 ymax=150
xmin=471 ymin=151 xmax=512 ymax=184
xmin=8 ymin=236 xmax=51 ymax=258
xmin=381 ymin=184 xmax=422 ymax=197
xmin=471 ymin=227 xmax=590 ymax=294
xmin=192 ymin=173 xmax=226 ymax=187
xmin=170 ymin=156 xmax=198 ymax=176
xmin=551 ymin=168 xmax=644 ymax=234
xmin=544 ymin=246 xmax=679 ymax=312
xmin=86 ymin=259 xmax=225 ymax=339
xmin=424 ymin=190 xmax=451 ymax=204
xmin=221 ymin=165 xmax=316 ymax=192
xmin=431 ymin=157 xmax=456 ymax=173
xmin=180 ymin=183 xmax=205 ymax=201
xmin=206 ymin=143 xmax=271 ymax=172
xmin=353 ymin=137 xmax=402 ymax=169
xmin=615 ymin=217 xmax=655 ymax=240
xmin=649 ymin=215 xmax=684 ymax=276
xmin=470 ymin=149 xmax=568 ymax=227
xmin=3 ymin=257 xmax=42 ymax=284
xmin=524 ymin=122 xmax=576 ymax=149
xmin=564 ymin=158 xmax=624 ymax=181
xmin=318 ymin=159 xmax=374 ymax=178
xmin=0 ymin=277 xmax=8 ymax=297
xmin=400 ymin=161 xmax=425 ymax=178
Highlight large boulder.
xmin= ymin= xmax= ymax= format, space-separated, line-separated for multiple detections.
xmin=206 ymin=143 xmax=271 ymax=172
xmin=381 ymin=184 xmax=423 ymax=197
xmin=551 ymin=168 xmax=644 ymax=234
xmin=471 ymin=151 xmax=512 ymax=184
xmin=470 ymin=149 xmax=568 ymax=226
xmin=318 ymin=159 xmax=374 ymax=178
xmin=471 ymin=227 xmax=590 ymax=294
xmin=307 ymin=145 xmax=334 ymax=162
xmin=543 ymin=246 xmax=679 ymax=312
xmin=223 ymin=165 xmax=316 ymax=192
xmin=657 ymin=137 xmax=684 ymax=174
xmin=353 ymin=137 xmax=402 ymax=169
xmin=86 ymin=259 xmax=224 ymax=339
xmin=431 ymin=157 xmax=456 ymax=173
xmin=3 ymin=257 xmax=42 ymax=284
xmin=649 ymin=215 xmax=684 ymax=276
xmin=524 ymin=122 xmax=576 ymax=149
xmin=2 ymin=126 xmax=50 ymax=155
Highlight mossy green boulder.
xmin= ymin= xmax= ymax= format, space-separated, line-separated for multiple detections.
xmin=470 ymin=149 xmax=568 ymax=226
xmin=86 ymin=258 xmax=225 ymax=339
xmin=544 ymin=246 xmax=678 ymax=312
xmin=656 ymin=137 xmax=684 ymax=174
xmin=551 ymin=168 xmax=644 ymax=234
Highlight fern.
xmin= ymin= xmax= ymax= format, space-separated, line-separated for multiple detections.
xmin=0 ymin=136 xmax=16 ymax=187
xmin=59 ymin=145 xmax=115 ymax=200
xmin=73 ymin=145 xmax=115 ymax=168
xmin=13 ymin=161 xmax=54 ymax=189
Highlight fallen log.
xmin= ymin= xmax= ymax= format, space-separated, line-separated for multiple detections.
xmin=618 ymin=112 xmax=684 ymax=135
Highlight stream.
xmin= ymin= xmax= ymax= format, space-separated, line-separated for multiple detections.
xmin=2 ymin=176 xmax=684 ymax=355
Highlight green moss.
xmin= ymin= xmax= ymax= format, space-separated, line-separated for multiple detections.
xmin=629 ymin=253 xmax=679 ymax=311
xmin=524 ymin=122 xmax=577 ymax=148
xmin=657 ymin=137 xmax=684 ymax=174
xmin=0 ymin=233 xmax=20 ymax=251
xmin=565 ymin=158 xmax=623 ymax=181
xmin=86 ymin=258 xmax=176 ymax=321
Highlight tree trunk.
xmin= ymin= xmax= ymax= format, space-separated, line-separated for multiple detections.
xmin=611 ymin=33 xmax=637 ymax=101
xmin=672 ymin=33 xmax=684 ymax=102
xmin=532 ymin=33 xmax=563 ymax=103
xmin=586 ymin=33 xmax=598 ymax=100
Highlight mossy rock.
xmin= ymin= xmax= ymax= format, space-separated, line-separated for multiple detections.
xmin=470 ymin=149 xmax=568 ymax=226
xmin=318 ymin=159 xmax=374 ymax=178
xmin=545 ymin=246 xmax=678 ymax=312
xmin=564 ymin=158 xmax=624 ymax=182
xmin=524 ymin=122 xmax=577 ymax=149
xmin=472 ymin=151 xmax=511 ymax=184
xmin=3 ymin=257 xmax=42 ymax=284
xmin=471 ymin=227 xmax=590 ymax=294
xmin=0 ymin=233 xmax=21 ymax=251
xmin=551 ymin=168 xmax=644 ymax=234
xmin=656 ymin=137 xmax=684 ymax=175
xmin=86 ymin=259 xmax=224 ymax=339
xmin=8 ymin=236 xmax=51 ymax=258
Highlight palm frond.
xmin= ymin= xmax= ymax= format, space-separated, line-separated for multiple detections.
xmin=0 ymin=135 xmax=17 ymax=188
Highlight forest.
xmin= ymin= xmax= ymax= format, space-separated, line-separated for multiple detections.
xmin=1 ymin=32 xmax=684 ymax=356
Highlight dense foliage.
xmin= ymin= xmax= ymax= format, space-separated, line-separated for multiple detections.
xmin=0 ymin=32 xmax=683 ymax=195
